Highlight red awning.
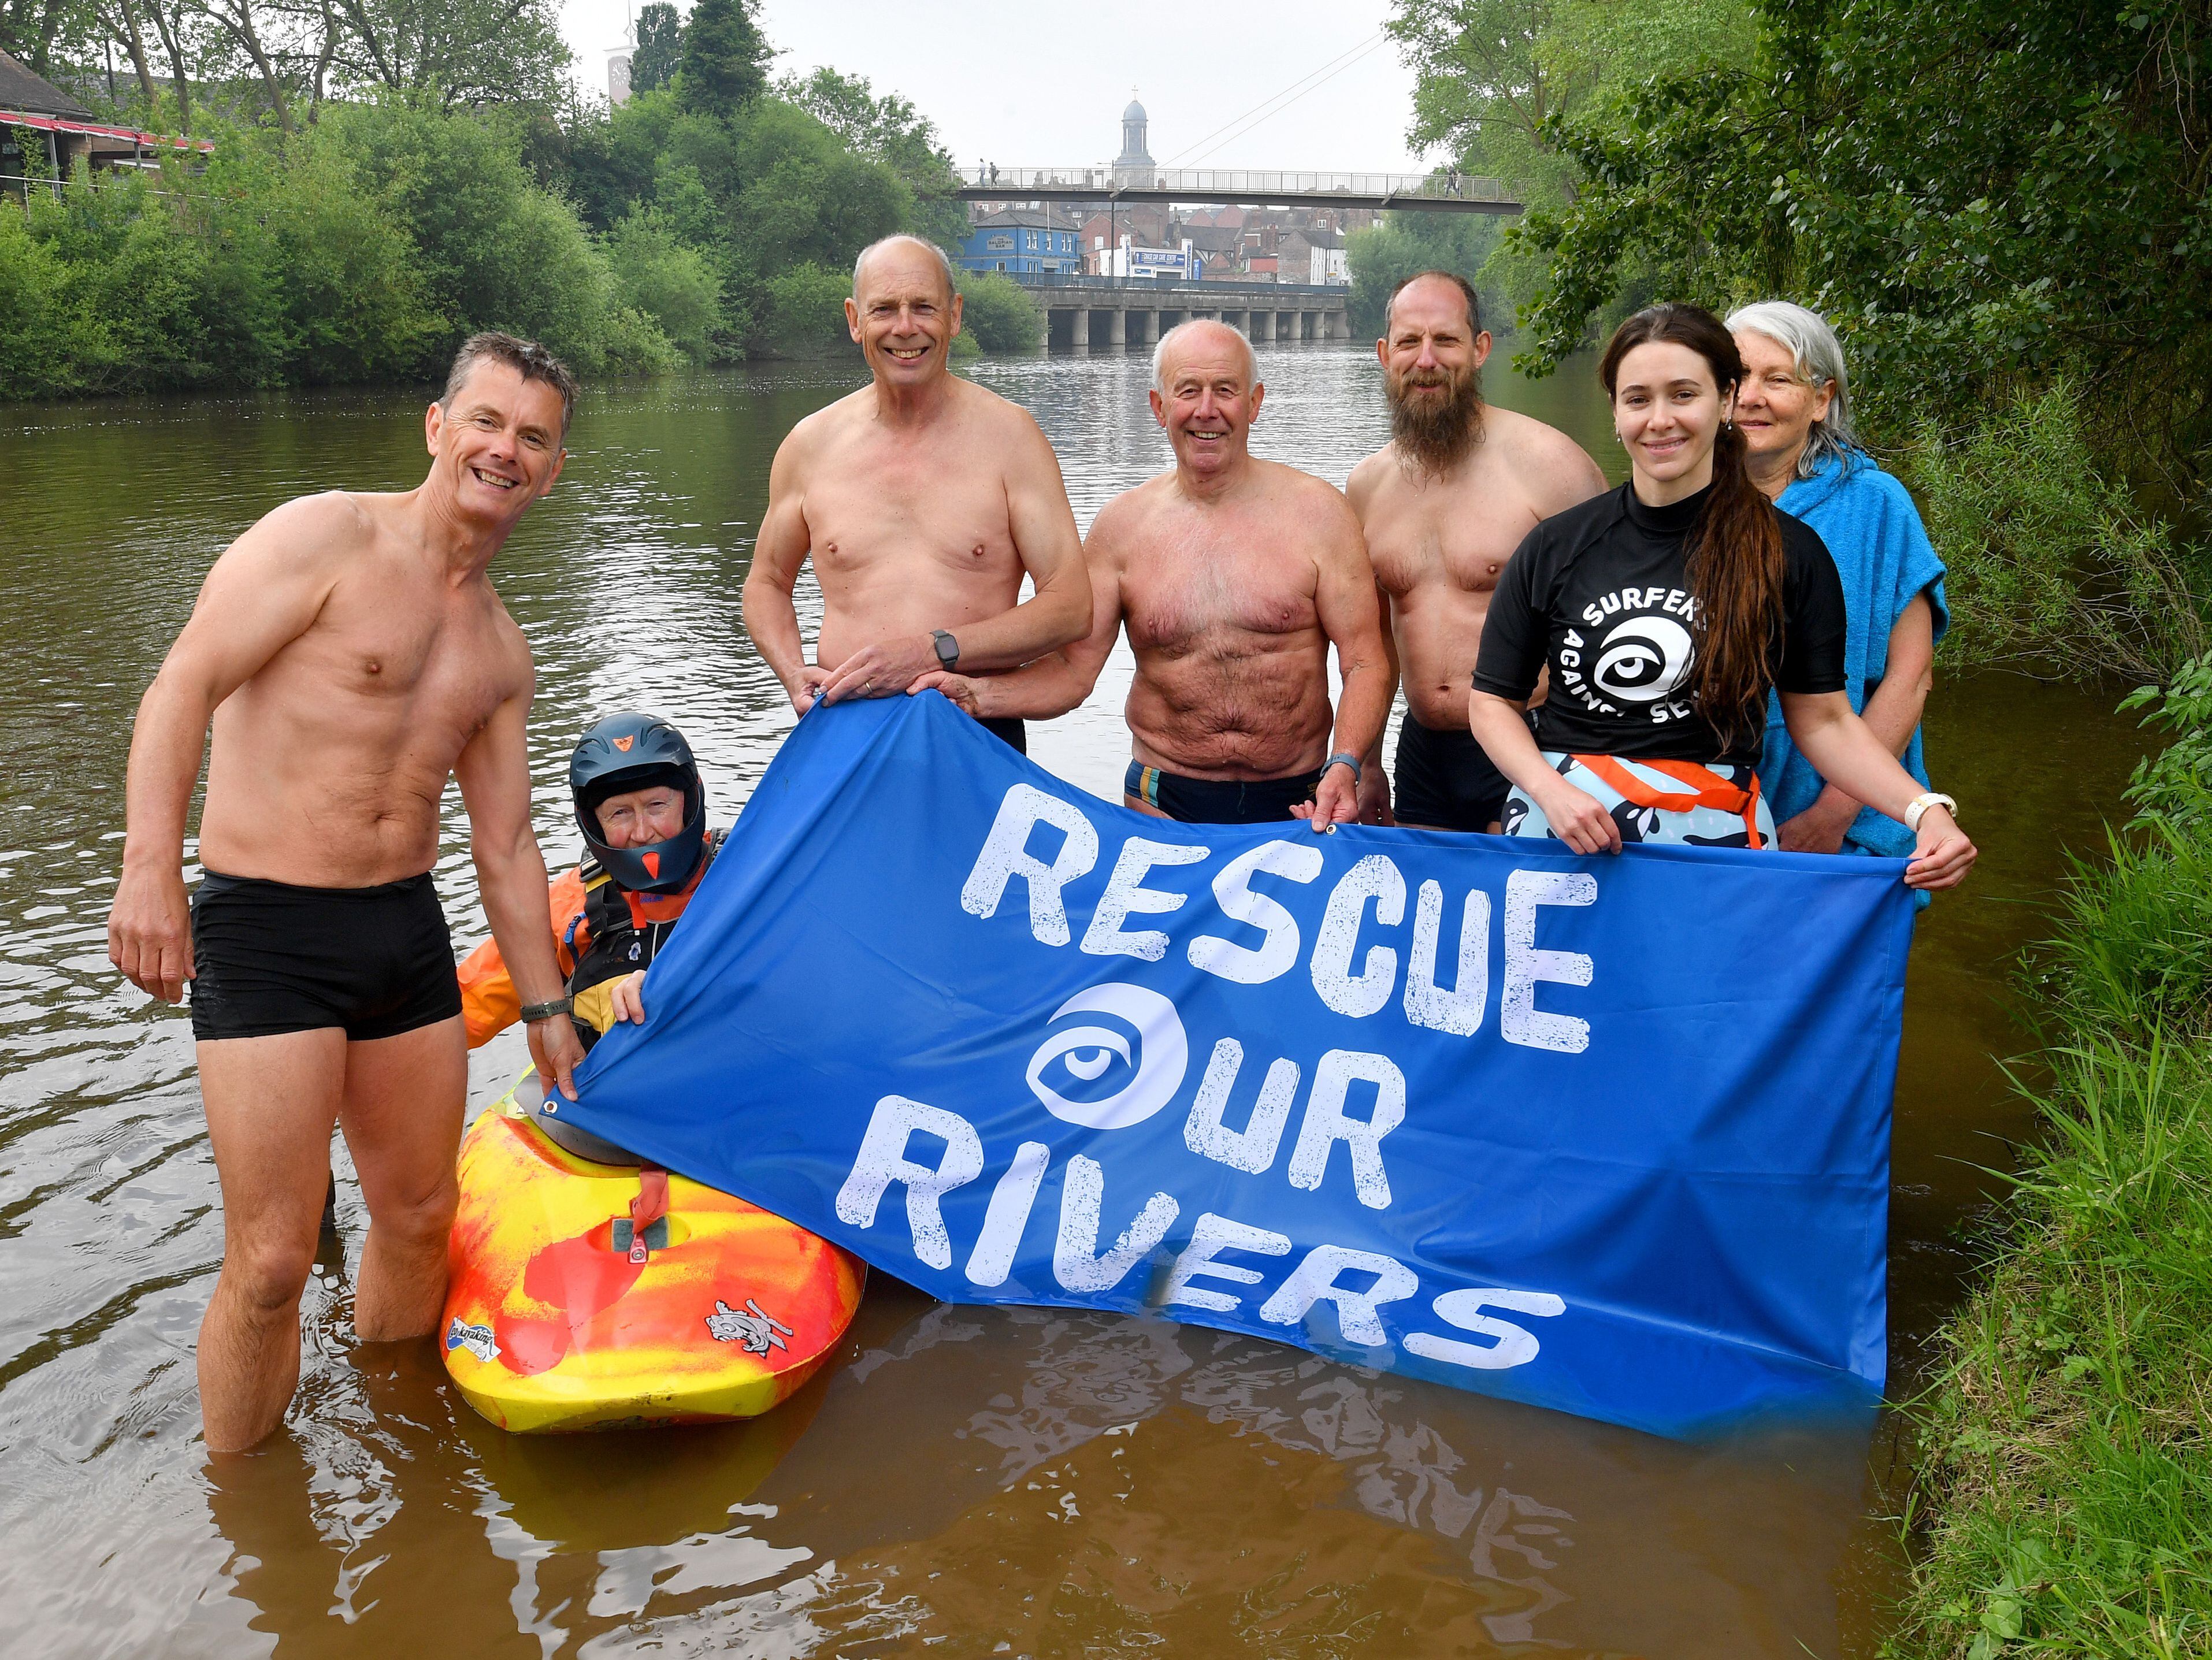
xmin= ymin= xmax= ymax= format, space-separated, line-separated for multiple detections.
xmin=0 ymin=109 xmax=214 ymax=154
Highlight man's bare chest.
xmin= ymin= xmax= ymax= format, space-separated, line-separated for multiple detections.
xmin=1124 ymin=539 xmax=1318 ymax=655
xmin=1369 ymin=486 xmax=1541 ymax=599
xmin=806 ymin=443 xmax=1015 ymax=573
xmin=283 ymin=588 xmax=513 ymax=730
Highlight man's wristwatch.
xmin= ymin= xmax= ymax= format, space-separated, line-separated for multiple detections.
xmin=1324 ymin=752 xmax=1363 ymax=784
xmin=1902 ymin=792 xmax=1958 ymax=832
xmin=931 ymin=629 xmax=960 ymax=671
xmin=519 ymin=997 xmax=574 ymax=1023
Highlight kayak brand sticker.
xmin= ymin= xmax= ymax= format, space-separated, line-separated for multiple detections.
xmin=706 ymin=1297 xmax=792 ymax=1355
xmin=445 ymin=1317 xmax=500 ymax=1364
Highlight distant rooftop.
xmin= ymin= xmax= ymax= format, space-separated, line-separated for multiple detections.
xmin=0 ymin=46 xmax=93 ymax=119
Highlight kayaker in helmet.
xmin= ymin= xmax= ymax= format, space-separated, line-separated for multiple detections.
xmin=458 ymin=711 xmax=722 ymax=1055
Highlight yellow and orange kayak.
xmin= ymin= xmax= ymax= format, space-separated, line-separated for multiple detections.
xmin=441 ymin=1083 xmax=865 ymax=1434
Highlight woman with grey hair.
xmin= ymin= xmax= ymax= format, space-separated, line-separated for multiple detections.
xmin=1728 ymin=301 xmax=1950 ymax=883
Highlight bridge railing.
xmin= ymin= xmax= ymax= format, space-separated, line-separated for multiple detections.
xmin=958 ymin=165 xmax=1509 ymax=202
xmin=1010 ymin=272 xmax=1346 ymax=298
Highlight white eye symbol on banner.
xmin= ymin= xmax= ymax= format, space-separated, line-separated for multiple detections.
xmin=1025 ymin=983 xmax=1190 ymax=1130
xmin=1592 ymin=615 xmax=1694 ymax=703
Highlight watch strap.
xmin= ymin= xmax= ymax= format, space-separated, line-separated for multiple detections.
xmin=1324 ymin=751 xmax=1362 ymax=785
xmin=1902 ymin=792 xmax=1958 ymax=832
xmin=519 ymin=997 xmax=575 ymax=1023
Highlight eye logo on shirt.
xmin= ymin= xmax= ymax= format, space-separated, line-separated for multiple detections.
xmin=1557 ymin=585 xmax=1702 ymax=725
xmin=1592 ymin=615 xmax=1694 ymax=704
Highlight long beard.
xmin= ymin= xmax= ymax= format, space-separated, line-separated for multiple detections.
xmin=1386 ymin=362 xmax=1485 ymax=473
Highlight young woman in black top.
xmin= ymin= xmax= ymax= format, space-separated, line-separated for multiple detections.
xmin=1468 ymin=304 xmax=1975 ymax=890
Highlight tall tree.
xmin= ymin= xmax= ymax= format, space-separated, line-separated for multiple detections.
xmin=328 ymin=0 xmax=569 ymax=107
xmin=678 ymin=0 xmax=764 ymax=117
xmin=629 ymin=0 xmax=678 ymax=95
xmin=777 ymin=65 xmax=962 ymax=242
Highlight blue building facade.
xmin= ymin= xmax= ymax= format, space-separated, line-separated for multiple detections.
xmin=957 ymin=211 xmax=1079 ymax=275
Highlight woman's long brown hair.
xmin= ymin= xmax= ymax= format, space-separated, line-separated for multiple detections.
xmin=1599 ymin=304 xmax=1786 ymax=749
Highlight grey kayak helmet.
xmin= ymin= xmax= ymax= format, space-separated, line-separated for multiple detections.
xmin=570 ymin=712 xmax=706 ymax=894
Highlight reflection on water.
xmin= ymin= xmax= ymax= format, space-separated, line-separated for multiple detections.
xmin=0 ymin=344 xmax=2140 ymax=1656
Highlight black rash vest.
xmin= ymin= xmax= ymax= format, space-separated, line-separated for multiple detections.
xmin=1472 ymin=481 xmax=1849 ymax=768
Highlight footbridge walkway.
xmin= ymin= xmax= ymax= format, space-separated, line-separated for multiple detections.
xmin=955 ymin=166 xmax=1519 ymax=215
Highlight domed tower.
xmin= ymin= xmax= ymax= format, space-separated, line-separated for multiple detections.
xmin=1114 ymin=92 xmax=1155 ymax=186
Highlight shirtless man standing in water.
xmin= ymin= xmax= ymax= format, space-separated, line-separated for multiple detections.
xmin=919 ymin=319 xmax=1390 ymax=828
xmin=742 ymin=236 xmax=1089 ymax=746
xmin=106 ymin=334 xmax=590 ymax=1452
xmin=1347 ymin=272 xmax=1607 ymax=828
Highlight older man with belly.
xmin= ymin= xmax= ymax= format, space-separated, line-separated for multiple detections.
xmin=1346 ymin=272 xmax=1607 ymax=829
xmin=741 ymin=235 xmax=1090 ymax=749
xmin=916 ymin=318 xmax=1390 ymax=829
xmin=105 ymin=333 xmax=591 ymax=1453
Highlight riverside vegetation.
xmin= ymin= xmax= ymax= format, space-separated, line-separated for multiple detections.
xmin=0 ymin=0 xmax=1041 ymax=397
xmin=1380 ymin=0 xmax=2212 ymax=1647
xmin=1377 ymin=0 xmax=2211 ymax=683
xmin=1888 ymin=660 xmax=2212 ymax=1658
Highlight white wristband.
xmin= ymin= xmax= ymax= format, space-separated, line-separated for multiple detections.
xmin=1903 ymin=792 xmax=1957 ymax=833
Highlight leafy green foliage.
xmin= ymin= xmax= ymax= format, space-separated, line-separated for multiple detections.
xmin=1346 ymin=211 xmax=1507 ymax=339
xmin=1893 ymin=678 xmax=2212 ymax=1659
xmin=1 ymin=1 xmax=999 ymax=393
xmin=630 ymin=2 xmax=681 ymax=96
xmin=1906 ymin=385 xmax=2210 ymax=681
xmin=678 ymin=0 xmax=769 ymax=118
xmin=327 ymin=0 xmax=571 ymax=107
xmin=757 ymin=262 xmax=853 ymax=356
xmin=954 ymin=272 xmax=1041 ymax=354
xmin=2122 ymin=656 xmax=2212 ymax=833
xmin=777 ymin=66 xmax=966 ymax=246
xmin=1385 ymin=0 xmax=1753 ymax=318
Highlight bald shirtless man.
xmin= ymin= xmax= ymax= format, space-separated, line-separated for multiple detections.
xmin=106 ymin=333 xmax=591 ymax=1452
xmin=742 ymin=235 xmax=1089 ymax=748
xmin=1346 ymin=272 xmax=1608 ymax=829
xmin=917 ymin=320 xmax=1390 ymax=829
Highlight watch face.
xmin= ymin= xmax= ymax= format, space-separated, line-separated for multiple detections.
xmin=936 ymin=634 xmax=958 ymax=667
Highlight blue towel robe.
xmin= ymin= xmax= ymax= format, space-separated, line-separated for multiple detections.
xmin=1759 ymin=452 xmax=1950 ymax=863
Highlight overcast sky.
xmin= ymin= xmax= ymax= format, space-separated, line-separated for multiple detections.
xmin=556 ymin=0 xmax=1431 ymax=173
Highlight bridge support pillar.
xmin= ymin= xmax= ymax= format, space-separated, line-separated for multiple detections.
xmin=1068 ymin=307 xmax=1089 ymax=348
xmin=1106 ymin=309 xmax=1128 ymax=347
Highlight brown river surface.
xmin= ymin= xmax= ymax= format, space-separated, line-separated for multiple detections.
xmin=0 ymin=344 xmax=2140 ymax=1657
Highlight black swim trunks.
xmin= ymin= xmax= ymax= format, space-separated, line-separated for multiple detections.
xmin=1124 ymin=762 xmax=1324 ymax=825
xmin=1393 ymin=714 xmax=1517 ymax=831
xmin=190 ymin=870 xmax=463 ymax=1042
xmin=979 ymin=716 xmax=1027 ymax=755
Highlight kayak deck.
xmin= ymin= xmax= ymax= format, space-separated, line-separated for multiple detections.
xmin=442 ymin=1095 xmax=865 ymax=1433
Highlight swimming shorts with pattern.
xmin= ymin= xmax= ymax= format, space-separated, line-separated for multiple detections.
xmin=1500 ymin=752 xmax=1777 ymax=848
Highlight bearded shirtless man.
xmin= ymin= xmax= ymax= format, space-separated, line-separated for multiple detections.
xmin=917 ymin=319 xmax=1390 ymax=829
xmin=1346 ymin=272 xmax=1608 ymax=829
xmin=106 ymin=334 xmax=591 ymax=1452
xmin=742 ymin=236 xmax=1089 ymax=748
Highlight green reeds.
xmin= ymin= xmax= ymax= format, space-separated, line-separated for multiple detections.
xmin=1887 ymin=678 xmax=2212 ymax=1658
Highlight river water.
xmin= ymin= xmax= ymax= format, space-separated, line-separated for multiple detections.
xmin=0 ymin=344 xmax=2140 ymax=1657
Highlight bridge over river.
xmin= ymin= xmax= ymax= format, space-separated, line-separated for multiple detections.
xmin=1003 ymin=272 xmax=1360 ymax=350
xmin=960 ymin=162 xmax=1522 ymax=348
xmin=955 ymin=165 xmax=1519 ymax=215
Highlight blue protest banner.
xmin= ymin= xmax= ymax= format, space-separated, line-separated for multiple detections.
xmin=565 ymin=694 xmax=1913 ymax=1439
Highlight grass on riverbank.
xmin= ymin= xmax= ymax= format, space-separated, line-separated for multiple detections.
xmin=1888 ymin=666 xmax=2212 ymax=1658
